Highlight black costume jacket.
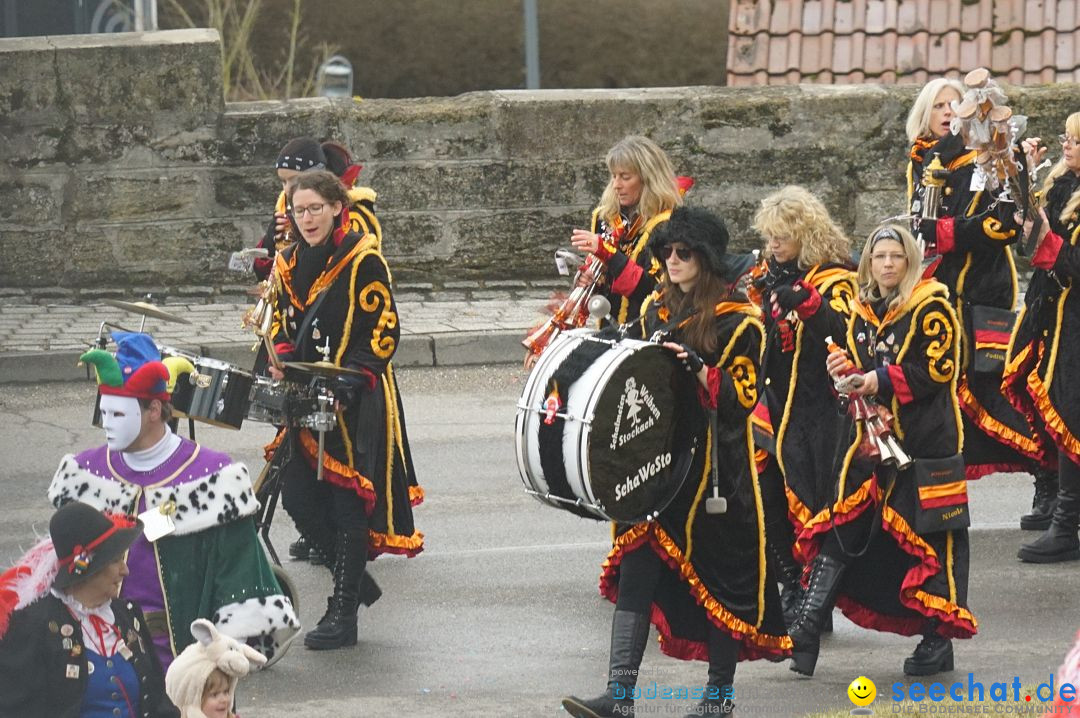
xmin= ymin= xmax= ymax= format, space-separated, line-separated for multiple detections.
xmin=795 ymin=280 xmax=976 ymax=639
xmin=599 ymin=293 xmax=791 ymax=662
xmin=267 ymin=227 xmax=423 ymax=558
xmin=0 ymin=595 xmax=178 ymax=718
xmin=590 ymin=208 xmax=673 ymax=326
xmin=1004 ymin=170 xmax=1080 ymax=465
xmin=909 ymin=133 xmax=1038 ymax=477
xmin=754 ymin=262 xmax=856 ymax=535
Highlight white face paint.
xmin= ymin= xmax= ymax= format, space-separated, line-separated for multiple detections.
xmin=99 ymin=395 xmax=143 ymax=452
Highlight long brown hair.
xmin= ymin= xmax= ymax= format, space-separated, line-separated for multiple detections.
xmin=658 ymin=264 xmax=730 ymax=356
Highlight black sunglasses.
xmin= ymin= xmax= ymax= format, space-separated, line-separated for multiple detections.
xmin=660 ymin=245 xmax=693 ymax=261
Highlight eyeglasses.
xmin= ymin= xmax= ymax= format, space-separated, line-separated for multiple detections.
xmin=660 ymin=245 xmax=693 ymax=262
xmin=1059 ymin=134 xmax=1080 ymax=147
xmin=291 ymin=203 xmax=327 ymax=218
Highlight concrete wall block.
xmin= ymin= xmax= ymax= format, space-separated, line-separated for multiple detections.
xmin=491 ymin=89 xmax=697 ymax=160
xmin=73 ymin=171 xmax=206 ymax=222
xmin=0 ymin=174 xmax=67 ymax=225
xmin=854 ymin=190 xmax=909 ymax=240
xmin=345 ymin=94 xmax=499 ymax=161
xmin=370 ymin=160 xmax=580 ymax=211
xmin=445 ymin=207 xmax=590 ymax=278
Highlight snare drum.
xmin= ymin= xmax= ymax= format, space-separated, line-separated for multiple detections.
xmin=515 ymin=330 xmax=703 ymax=523
xmin=172 ymin=357 xmax=253 ymax=430
xmin=246 ymin=375 xmax=288 ymax=425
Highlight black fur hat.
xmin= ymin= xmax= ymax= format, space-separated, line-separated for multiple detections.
xmin=648 ymin=206 xmax=730 ymax=279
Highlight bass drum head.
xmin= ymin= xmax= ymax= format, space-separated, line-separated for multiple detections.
xmin=585 ymin=345 xmax=703 ymax=523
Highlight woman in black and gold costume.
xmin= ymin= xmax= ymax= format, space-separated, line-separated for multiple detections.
xmin=906 ymin=79 xmax=1051 ymax=519
xmin=789 ymin=225 xmax=975 ymax=678
xmin=749 ymin=186 xmax=856 ymax=625
xmin=265 ymin=169 xmax=422 ymax=651
xmin=569 ymin=135 xmax=688 ymax=326
xmin=561 ymin=207 xmax=789 ymax=718
xmin=1006 ymin=114 xmax=1080 ymax=564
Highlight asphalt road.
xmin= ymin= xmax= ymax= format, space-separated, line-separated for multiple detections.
xmin=1 ymin=366 xmax=1077 ymax=717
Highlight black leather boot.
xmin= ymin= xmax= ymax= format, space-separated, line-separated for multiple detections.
xmin=304 ymin=530 xmax=364 ymax=650
xmin=765 ymin=517 xmax=803 ymax=628
xmin=1019 ymin=463 xmax=1080 ymax=563
xmin=684 ymin=625 xmax=738 ymax=716
xmin=788 ymin=554 xmax=846 ymax=677
xmin=288 ymin=535 xmax=309 ymax=560
xmin=1020 ymin=470 xmax=1058 ymax=531
xmin=562 ymin=610 xmax=650 ymax=718
xmin=903 ymin=631 xmax=954 ymax=676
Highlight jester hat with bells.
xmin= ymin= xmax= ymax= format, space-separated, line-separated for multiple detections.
xmin=80 ymin=331 xmax=194 ymax=401
xmin=165 ymin=618 xmax=267 ymax=718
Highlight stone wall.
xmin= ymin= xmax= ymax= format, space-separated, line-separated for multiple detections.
xmin=3 ymin=29 xmax=1080 ymax=296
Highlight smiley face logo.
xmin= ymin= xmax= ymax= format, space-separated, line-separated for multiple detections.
xmin=847 ymin=675 xmax=877 ymax=709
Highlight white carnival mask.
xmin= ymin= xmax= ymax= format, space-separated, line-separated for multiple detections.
xmin=99 ymin=394 xmax=143 ymax=452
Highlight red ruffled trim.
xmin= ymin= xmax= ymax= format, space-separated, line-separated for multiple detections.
xmin=965 ymin=462 xmax=1026 ymax=480
xmin=296 ymin=429 xmax=377 ymax=514
xmin=598 ymin=524 xmax=791 ymax=662
xmin=793 ymin=475 xmax=878 ymax=565
xmin=958 ymin=378 xmax=1043 ymax=462
xmin=368 ymin=529 xmax=424 ymax=559
xmin=1028 ymin=367 xmax=1080 ymax=466
xmin=1002 ymin=344 xmax=1057 ymax=469
xmin=409 ymin=485 xmax=425 ymax=507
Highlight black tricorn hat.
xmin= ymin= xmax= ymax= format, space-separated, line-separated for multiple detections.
xmin=648 ymin=206 xmax=731 ymax=280
xmin=50 ymin=502 xmax=142 ymax=590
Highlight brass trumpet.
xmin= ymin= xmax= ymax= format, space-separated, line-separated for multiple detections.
xmin=243 ymin=268 xmax=283 ymax=370
xmin=522 ymin=253 xmax=605 ymax=367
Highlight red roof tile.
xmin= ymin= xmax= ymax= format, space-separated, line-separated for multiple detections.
xmin=728 ymin=0 xmax=1080 ymax=85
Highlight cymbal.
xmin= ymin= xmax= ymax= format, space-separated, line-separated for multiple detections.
xmin=283 ymin=361 xmax=364 ymax=378
xmin=101 ymin=299 xmax=191 ymax=325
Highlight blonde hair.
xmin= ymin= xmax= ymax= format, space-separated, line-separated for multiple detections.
xmin=753 ymin=185 xmax=851 ymax=269
xmin=1041 ymin=112 xmax=1080 ymax=224
xmin=905 ymin=78 xmax=965 ymax=143
xmin=597 ymin=136 xmax=682 ymax=224
xmin=200 ymin=669 xmax=234 ymax=718
xmin=857 ymin=224 xmax=923 ymax=311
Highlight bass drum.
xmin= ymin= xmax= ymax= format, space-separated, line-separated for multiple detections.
xmin=515 ymin=330 xmax=704 ymax=523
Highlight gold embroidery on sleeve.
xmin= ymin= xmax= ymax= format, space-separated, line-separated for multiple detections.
xmin=923 ymin=309 xmax=955 ymax=383
xmin=359 ymin=281 xmax=397 ymax=359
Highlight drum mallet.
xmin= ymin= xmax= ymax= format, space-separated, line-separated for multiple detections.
xmin=587 ymin=295 xmax=612 ymax=328
xmin=705 ymin=408 xmax=727 ymax=514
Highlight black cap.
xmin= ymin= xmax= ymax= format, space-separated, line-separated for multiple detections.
xmin=50 ymin=502 xmax=142 ymax=590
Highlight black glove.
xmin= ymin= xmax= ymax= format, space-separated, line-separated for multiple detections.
xmin=771 ymin=283 xmax=812 ymax=314
xmin=333 ymin=369 xmax=375 ymax=408
xmin=917 ymin=217 xmax=938 ymax=247
xmin=677 ymin=344 xmax=705 ymax=373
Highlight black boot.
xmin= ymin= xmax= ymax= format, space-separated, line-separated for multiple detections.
xmin=308 ymin=544 xmax=329 ymax=566
xmin=787 ymin=554 xmax=846 ymax=677
xmin=288 ymin=535 xmax=309 ymax=560
xmin=359 ymin=570 xmax=382 ymax=607
xmin=685 ymin=625 xmax=738 ymax=716
xmin=562 ymin=610 xmax=650 ymax=718
xmin=304 ymin=530 xmax=364 ymax=650
xmin=1020 ymin=470 xmax=1058 ymax=531
xmin=1018 ymin=462 xmax=1080 ymax=563
xmin=903 ymin=631 xmax=954 ymax=676
xmin=765 ymin=518 xmax=803 ymax=628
